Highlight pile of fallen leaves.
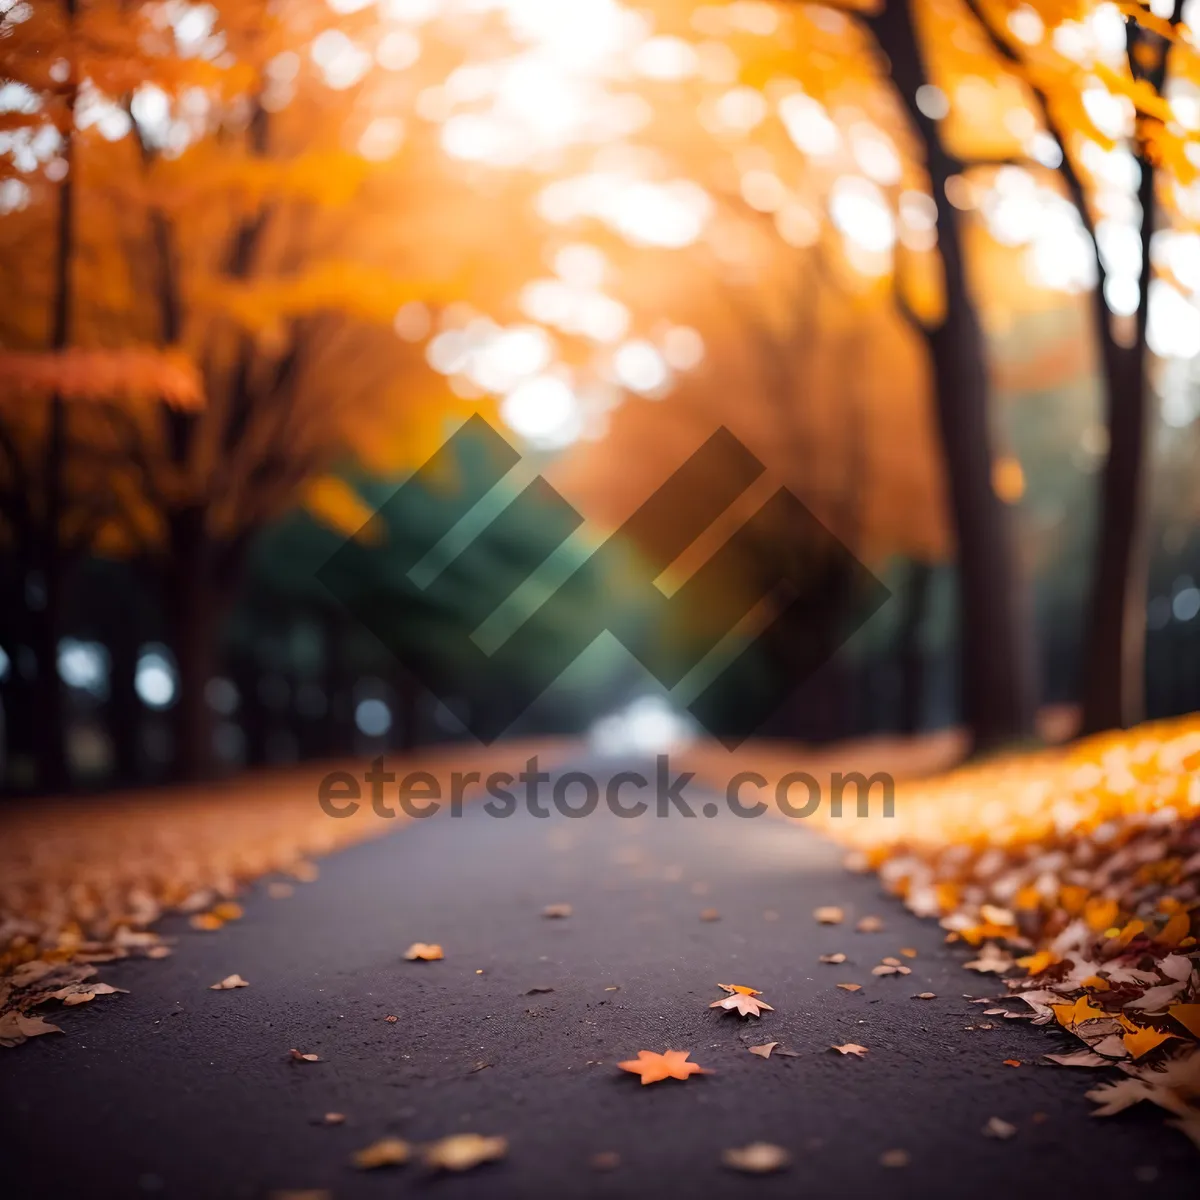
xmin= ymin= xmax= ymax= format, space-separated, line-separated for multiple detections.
xmin=821 ymin=713 xmax=1200 ymax=1148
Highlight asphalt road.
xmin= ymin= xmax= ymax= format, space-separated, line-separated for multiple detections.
xmin=2 ymin=755 xmax=1197 ymax=1199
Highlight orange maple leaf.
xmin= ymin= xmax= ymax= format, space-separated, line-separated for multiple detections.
xmin=1168 ymin=1004 xmax=1200 ymax=1039
xmin=1050 ymin=995 xmax=1109 ymax=1029
xmin=617 ymin=1049 xmax=709 ymax=1085
xmin=1118 ymin=1014 xmax=1179 ymax=1060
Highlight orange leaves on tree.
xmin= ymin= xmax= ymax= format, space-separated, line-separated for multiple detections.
xmin=617 ymin=1049 xmax=709 ymax=1086
xmin=0 ymin=348 xmax=203 ymax=410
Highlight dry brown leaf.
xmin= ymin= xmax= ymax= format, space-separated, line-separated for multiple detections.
xmin=900 ymin=948 xmax=918 ymax=958
xmin=542 ymin=904 xmax=572 ymax=919
xmin=618 ymin=1048 xmax=709 ymax=1084
xmin=856 ymin=916 xmax=884 ymax=933
xmin=352 ymin=1138 xmax=411 ymax=1169
xmin=819 ymin=953 xmax=846 ymax=964
xmin=209 ymin=974 xmax=248 ymax=990
xmin=814 ymin=906 xmax=844 ymax=925
xmin=837 ymin=983 xmax=862 ymax=992
xmin=722 ymin=1143 xmax=791 ymax=1173
xmin=403 ymin=943 xmax=443 ymax=961
xmin=0 ymin=1011 xmax=64 ymax=1048
xmin=423 ymin=1133 xmax=507 ymax=1172
xmin=748 ymin=1042 xmax=778 ymax=1059
xmin=321 ymin=1113 xmax=345 ymax=1125
xmin=964 ymin=944 xmax=1014 ymax=974
xmin=1043 ymin=1050 xmax=1111 ymax=1067
xmin=525 ymin=985 xmax=555 ymax=995
xmin=914 ymin=992 xmax=937 ymax=1000
xmin=871 ymin=963 xmax=912 ymax=976
xmin=880 ymin=1149 xmax=910 ymax=1168
xmin=710 ymin=989 xmax=774 ymax=1018
xmin=288 ymin=1049 xmax=320 ymax=1063
xmin=983 ymin=1117 xmax=1017 ymax=1139
xmin=830 ymin=1043 xmax=869 ymax=1057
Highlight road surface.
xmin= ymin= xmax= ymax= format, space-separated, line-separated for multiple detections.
xmin=2 ymin=755 xmax=1195 ymax=1198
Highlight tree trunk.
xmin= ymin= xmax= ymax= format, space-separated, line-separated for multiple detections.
xmin=897 ymin=559 xmax=933 ymax=735
xmin=868 ymin=0 xmax=1037 ymax=752
xmin=1078 ymin=158 xmax=1157 ymax=732
xmin=107 ymin=610 xmax=141 ymax=785
xmin=165 ymin=509 xmax=219 ymax=781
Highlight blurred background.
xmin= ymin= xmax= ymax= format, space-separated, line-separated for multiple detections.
xmin=2 ymin=0 xmax=1199 ymax=794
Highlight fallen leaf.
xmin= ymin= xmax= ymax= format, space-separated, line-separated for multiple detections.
xmin=880 ymin=1149 xmax=910 ymax=1168
xmin=189 ymin=913 xmax=223 ymax=931
xmin=321 ymin=1113 xmax=345 ymax=1125
xmin=1003 ymin=1059 xmax=1021 ymax=1068
xmin=209 ymin=973 xmax=248 ymax=990
xmin=983 ymin=1117 xmax=1017 ymax=1139
xmin=589 ymin=1151 xmax=620 ymax=1171
xmin=871 ymin=963 xmax=911 ymax=976
xmin=830 ymin=1043 xmax=869 ymax=1057
xmin=857 ymin=916 xmax=884 ymax=933
xmin=289 ymin=1049 xmax=320 ymax=1063
xmin=618 ymin=1048 xmax=708 ymax=1084
xmin=1043 ymin=1050 xmax=1110 ymax=1067
xmin=353 ymin=1138 xmax=411 ymax=1169
xmin=814 ymin=906 xmax=844 ymax=925
xmin=403 ymin=943 xmax=443 ymax=961
xmin=1051 ymin=995 xmax=1110 ymax=1028
xmin=710 ymin=989 xmax=774 ymax=1018
xmin=384 ymin=1015 xmax=398 ymax=1023
xmin=748 ymin=1042 xmax=778 ymax=1059
xmin=1121 ymin=1021 xmax=1179 ymax=1060
xmin=914 ymin=992 xmax=936 ymax=1000
xmin=423 ymin=1133 xmax=507 ymax=1172
xmin=899 ymin=948 xmax=918 ymax=958
xmin=0 ymin=1011 xmax=63 ymax=1047
xmin=964 ymin=944 xmax=1014 ymax=974
xmin=819 ymin=953 xmax=846 ymax=965
xmin=1167 ymin=1004 xmax=1200 ymax=1039
xmin=722 ymin=1143 xmax=790 ymax=1173
xmin=212 ymin=901 xmax=243 ymax=922
xmin=699 ymin=908 xmax=721 ymax=922
xmin=542 ymin=904 xmax=572 ymax=919
xmin=525 ymin=986 xmax=554 ymax=994
xmin=837 ymin=983 xmax=862 ymax=993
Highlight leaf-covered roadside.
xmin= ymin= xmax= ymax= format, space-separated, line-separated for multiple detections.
xmin=0 ymin=746 xmax=545 ymax=1040
xmin=822 ymin=714 xmax=1200 ymax=1148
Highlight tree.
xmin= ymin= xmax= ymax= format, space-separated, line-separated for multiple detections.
xmin=943 ymin=0 xmax=1187 ymax=730
xmin=0 ymin=0 xmax=471 ymax=782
